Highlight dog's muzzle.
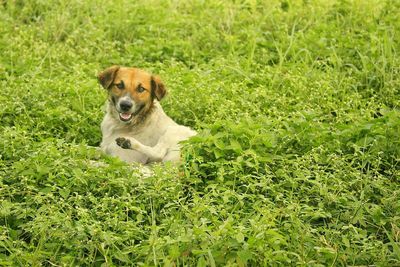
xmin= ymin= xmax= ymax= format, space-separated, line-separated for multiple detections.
xmin=116 ymin=97 xmax=145 ymax=122
xmin=117 ymin=97 xmax=135 ymax=122
xmin=119 ymin=100 xmax=133 ymax=121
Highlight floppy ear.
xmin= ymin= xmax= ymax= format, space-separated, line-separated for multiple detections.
xmin=98 ymin=65 xmax=120 ymax=89
xmin=151 ymin=75 xmax=167 ymax=101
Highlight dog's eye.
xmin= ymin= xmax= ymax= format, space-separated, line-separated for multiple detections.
xmin=116 ymin=81 xmax=124 ymax=90
xmin=137 ymin=86 xmax=145 ymax=93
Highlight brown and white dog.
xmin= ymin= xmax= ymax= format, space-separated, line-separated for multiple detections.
xmin=98 ymin=65 xmax=196 ymax=164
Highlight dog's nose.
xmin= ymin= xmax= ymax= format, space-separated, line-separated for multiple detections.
xmin=119 ymin=100 xmax=133 ymax=111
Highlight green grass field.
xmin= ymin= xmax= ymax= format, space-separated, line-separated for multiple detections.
xmin=1 ymin=0 xmax=399 ymax=265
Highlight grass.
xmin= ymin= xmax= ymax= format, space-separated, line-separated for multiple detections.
xmin=0 ymin=0 xmax=399 ymax=265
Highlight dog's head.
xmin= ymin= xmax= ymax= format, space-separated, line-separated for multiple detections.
xmin=98 ymin=65 xmax=166 ymax=123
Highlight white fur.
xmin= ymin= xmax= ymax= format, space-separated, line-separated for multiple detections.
xmin=100 ymin=101 xmax=196 ymax=164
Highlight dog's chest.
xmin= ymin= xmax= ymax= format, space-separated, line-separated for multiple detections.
xmin=104 ymin=124 xmax=159 ymax=147
xmin=102 ymin=103 xmax=175 ymax=147
xmin=127 ymin=127 xmax=162 ymax=147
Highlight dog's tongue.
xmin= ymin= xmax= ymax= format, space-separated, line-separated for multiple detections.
xmin=120 ymin=112 xmax=132 ymax=120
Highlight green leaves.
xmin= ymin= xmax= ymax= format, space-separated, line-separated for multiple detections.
xmin=1 ymin=0 xmax=400 ymax=265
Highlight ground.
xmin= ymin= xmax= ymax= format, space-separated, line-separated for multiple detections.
xmin=0 ymin=0 xmax=399 ymax=266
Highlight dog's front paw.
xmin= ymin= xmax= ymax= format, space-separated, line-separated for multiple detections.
xmin=116 ymin=137 xmax=131 ymax=149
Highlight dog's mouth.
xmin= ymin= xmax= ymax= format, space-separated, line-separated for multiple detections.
xmin=115 ymin=103 xmax=146 ymax=123
xmin=119 ymin=112 xmax=133 ymax=122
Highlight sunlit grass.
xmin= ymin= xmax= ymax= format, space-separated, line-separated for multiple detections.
xmin=0 ymin=0 xmax=399 ymax=265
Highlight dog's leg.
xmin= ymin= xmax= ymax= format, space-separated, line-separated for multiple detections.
xmin=116 ymin=137 xmax=168 ymax=162
xmin=116 ymin=126 xmax=196 ymax=163
xmin=101 ymin=137 xmax=148 ymax=164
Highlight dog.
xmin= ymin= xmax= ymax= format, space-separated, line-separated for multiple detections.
xmin=97 ymin=65 xmax=196 ymax=164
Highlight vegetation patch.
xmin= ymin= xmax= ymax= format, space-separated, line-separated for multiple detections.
xmin=1 ymin=0 xmax=399 ymax=265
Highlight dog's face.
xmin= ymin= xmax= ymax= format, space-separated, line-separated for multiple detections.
xmin=98 ymin=66 xmax=166 ymax=123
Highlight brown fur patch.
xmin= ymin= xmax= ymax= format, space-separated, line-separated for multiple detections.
xmin=151 ymin=75 xmax=167 ymax=100
xmin=98 ymin=65 xmax=120 ymax=89
xmin=112 ymin=68 xmax=153 ymax=109
xmin=99 ymin=66 xmax=167 ymax=124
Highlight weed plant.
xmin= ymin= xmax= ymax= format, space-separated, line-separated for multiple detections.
xmin=0 ymin=0 xmax=399 ymax=266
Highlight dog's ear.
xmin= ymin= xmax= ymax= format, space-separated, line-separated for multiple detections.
xmin=98 ymin=65 xmax=120 ymax=89
xmin=151 ymin=75 xmax=167 ymax=101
